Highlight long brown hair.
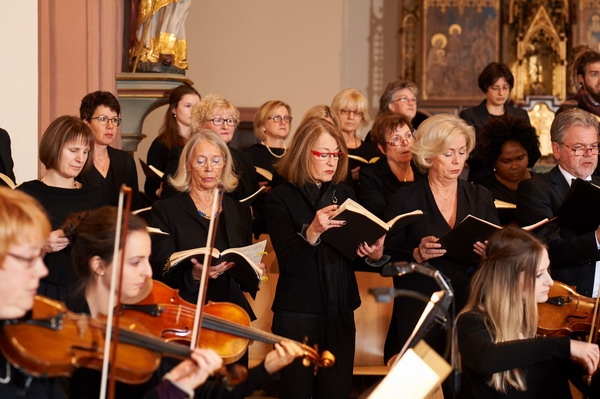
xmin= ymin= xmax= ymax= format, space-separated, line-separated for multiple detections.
xmin=460 ymin=227 xmax=546 ymax=392
xmin=275 ymin=117 xmax=348 ymax=186
xmin=158 ymin=85 xmax=201 ymax=149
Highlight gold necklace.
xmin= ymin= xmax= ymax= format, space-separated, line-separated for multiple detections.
xmin=261 ymin=142 xmax=286 ymax=159
xmin=41 ymin=176 xmax=79 ymax=189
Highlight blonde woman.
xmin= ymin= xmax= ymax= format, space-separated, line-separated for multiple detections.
xmin=457 ymin=227 xmax=599 ymax=398
xmin=331 ymin=89 xmax=379 ymax=187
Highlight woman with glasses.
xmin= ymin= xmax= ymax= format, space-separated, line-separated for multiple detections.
xmin=378 ymin=79 xmax=428 ymax=129
xmin=383 ymin=114 xmax=498 ymax=373
xmin=149 ymin=130 xmax=261 ymax=359
xmin=359 ymin=112 xmax=425 ymax=218
xmin=165 ymin=94 xmax=259 ymax=202
xmin=330 ymin=89 xmax=379 ymax=190
xmin=78 ymin=91 xmax=142 ymax=209
xmin=18 ymin=116 xmax=106 ymax=303
xmin=457 ymin=227 xmax=599 ymax=398
xmin=459 ymin=63 xmax=532 ymax=181
xmin=266 ymin=117 xmax=386 ymax=399
xmin=145 ymin=84 xmax=201 ymax=200
xmin=244 ymin=100 xmax=292 ymax=236
xmin=246 ymin=100 xmax=292 ymax=180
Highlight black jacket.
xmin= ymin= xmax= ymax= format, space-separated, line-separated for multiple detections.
xmin=0 ymin=128 xmax=15 ymax=185
xmin=517 ymin=166 xmax=600 ymax=297
xmin=149 ymin=192 xmax=255 ymax=318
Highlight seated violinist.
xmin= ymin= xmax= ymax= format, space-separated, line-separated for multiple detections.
xmin=64 ymin=206 xmax=302 ymax=398
xmin=0 ymin=187 xmax=63 ymax=397
xmin=457 ymin=227 xmax=599 ymax=398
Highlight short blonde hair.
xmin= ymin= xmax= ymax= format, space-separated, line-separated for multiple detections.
xmin=331 ymin=88 xmax=371 ymax=127
xmin=300 ymin=105 xmax=340 ymax=127
xmin=0 ymin=188 xmax=51 ymax=265
xmin=190 ymin=94 xmax=240 ymax=133
xmin=169 ymin=130 xmax=238 ymax=193
xmin=276 ymin=117 xmax=348 ymax=186
xmin=411 ymin=113 xmax=475 ymax=172
xmin=253 ymin=100 xmax=292 ymax=142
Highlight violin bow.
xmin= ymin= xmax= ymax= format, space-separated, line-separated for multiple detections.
xmin=190 ymin=185 xmax=225 ymax=350
xmin=99 ymin=186 xmax=133 ymax=399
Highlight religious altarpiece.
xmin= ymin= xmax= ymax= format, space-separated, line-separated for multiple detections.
xmin=394 ymin=0 xmax=600 ymax=156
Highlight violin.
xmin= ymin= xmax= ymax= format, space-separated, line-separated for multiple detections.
xmin=121 ymin=280 xmax=335 ymax=369
xmin=0 ymin=295 xmax=246 ymax=385
xmin=537 ymin=280 xmax=600 ymax=338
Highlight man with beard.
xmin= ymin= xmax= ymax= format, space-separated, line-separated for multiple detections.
xmin=558 ymin=46 xmax=600 ymax=175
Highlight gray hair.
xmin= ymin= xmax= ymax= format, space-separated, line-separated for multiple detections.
xmin=550 ymin=109 xmax=599 ymax=144
xmin=379 ymin=80 xmax=418 ymax=114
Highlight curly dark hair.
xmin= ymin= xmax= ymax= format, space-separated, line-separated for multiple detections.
xmin=79 ymin=91 xmax=121 ymax=121
xmin=479 ymin=116 xmax=541 ymax=171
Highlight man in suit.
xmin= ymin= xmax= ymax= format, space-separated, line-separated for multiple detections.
xmin=517 ymin=108 xmax=600 ymax=297
xmin=0 ymin=128 xmax=15 ymax=186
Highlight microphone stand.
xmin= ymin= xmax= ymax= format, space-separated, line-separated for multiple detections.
xmin=368 ymin=262 xmax=460 ymax=396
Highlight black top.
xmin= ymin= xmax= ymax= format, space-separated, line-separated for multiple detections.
xmin=358 ymin=158 xmax=425 ymax=218
xmin=149 ymin=192 xmax=255 ymax=319
xmin=265 ymin=182 xmax=361 ymax=314
xmin=77 ymin=146 xmax=141 ymax=210
xmin=17 ymin=180 xmax=105 ymax=291
xmin=516 ymin=166 xmax=600 ymax=297
xmin=0 ymin=128 xmax=15 ymax=185
xmin=347 ymin=140 xmax=381 ymax=193
xmin=145 ymin=138 xmax=170 ymax=200
xmin=457 ymin=310 xmax=574 ymax=399
xmin=382 ymin=178 xmax=498 ymax=361
xmin=243 ymin=143 xmax=284 ymax=236
xmin=459 ymin=100 xmax=532 ymax=182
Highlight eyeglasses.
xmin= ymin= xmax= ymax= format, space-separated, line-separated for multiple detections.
xmin=339 ymin=109 xmax=364 ymax=117
xmin=206 ymin=117 xmax=238 ymax=127
xmin=192 ymin=156 xmax=225 ymax=169
xmin=7 ymin=249 xmax=45 ymax=269
xmin=392 ymin=96 xmax=417 ymax=104
xmin=90 ymin=116 xmax=122 ymax=126
xmin=311 ymin=150 xmax=343 ymax=161
xmin=562 ymin=142 xmax=600 ymax=156
xmin=386 ymin=131 xmax=415 ymax=146
xmin=268 ymin=115 xmax=293 ymax=124
xmin=489 ymin=85 xmax=510 ymax=92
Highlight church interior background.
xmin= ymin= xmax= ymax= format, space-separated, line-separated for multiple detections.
xmin=394 ymin=0 xmax=599 ymax=160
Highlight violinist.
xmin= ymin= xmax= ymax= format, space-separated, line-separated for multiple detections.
xmin=0 ymin=187 xmax=65 ymax=398
xmin=266 ymin=117 xmax=386 ymax=399
xmin=65 ymin=206 xmax=304 ymax=398
xmin=63 ymin=206 xmax=223 ymax=398
xmin=149 ymin=130 xmax=261 ymax=342
xmin=457 ymin=227 xmax=600 ymax=398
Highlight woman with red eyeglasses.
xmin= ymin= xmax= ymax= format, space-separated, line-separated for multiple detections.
xmin=265 ymin=117 xmax=386 ymax=399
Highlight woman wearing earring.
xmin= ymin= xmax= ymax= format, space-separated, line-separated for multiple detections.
xmin=457 ymin=227 xmax=599 ymax=398
xmin=18 ymin=116 xmax=106 ymax=303
xmin=145 ymin=85 xmax=201 ymax=200
xmin=266 ymin=117 xmax=385 ymax=399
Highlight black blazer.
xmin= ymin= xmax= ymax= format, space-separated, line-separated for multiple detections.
xmin=517 ymin=166 xmax=600 ymax=297
xmin=149 ymin=191 xmax=255 ymax=318
xmin=358 ymin=158 xmax=424 ymax=218
xmin=265 ymin=182 xmax=361 ymax=314
xmin=384 ymin=178 xmax=498 ymax=303
xmin=0 ymin=128 xmax=15 ymax=185
xmin=78 ymin=146 xmax=141 ymax=209
xmin=459 ymin=99 xmax=531 ymax=134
